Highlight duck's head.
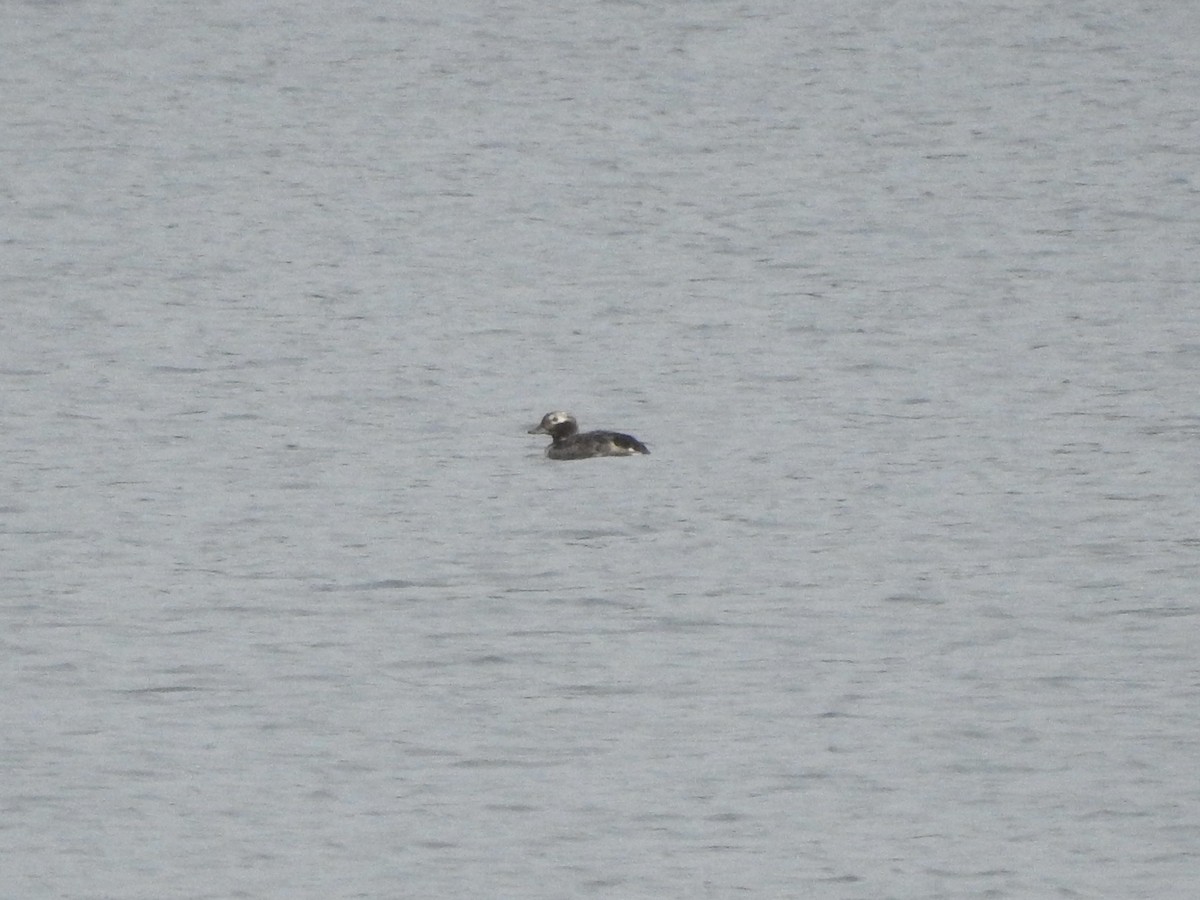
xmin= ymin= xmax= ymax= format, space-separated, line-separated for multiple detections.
xmin=528 ymin=411 xmax=579 ymax=438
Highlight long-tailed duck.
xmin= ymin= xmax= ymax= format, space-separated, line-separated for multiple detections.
xmin=527 ymin=411 xmax=649 ymax=460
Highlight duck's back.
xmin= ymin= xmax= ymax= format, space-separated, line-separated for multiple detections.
xmin=548 ymin=429 xmax=649 ymax=460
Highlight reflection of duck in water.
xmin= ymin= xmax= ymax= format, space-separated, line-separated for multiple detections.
xmin=527 ymin=411 xmax=650 ymax=460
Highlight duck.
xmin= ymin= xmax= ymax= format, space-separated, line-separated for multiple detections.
xmin=527 ymin=411 xmax=649 ymax=460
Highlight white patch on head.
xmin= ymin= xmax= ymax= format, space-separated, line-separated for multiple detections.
xmin=544 ymin=411 xmax=574 ymax=426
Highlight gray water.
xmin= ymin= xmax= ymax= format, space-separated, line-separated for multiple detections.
xmin=4 ymin=1 xmax=1199 ymax=897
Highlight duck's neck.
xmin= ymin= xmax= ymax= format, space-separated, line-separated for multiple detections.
xmin=550 ymin=422 xmax=578 ymax=441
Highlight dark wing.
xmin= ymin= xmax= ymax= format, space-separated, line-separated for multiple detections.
xmin=609 ymin=432 xmax=649 ymax=454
